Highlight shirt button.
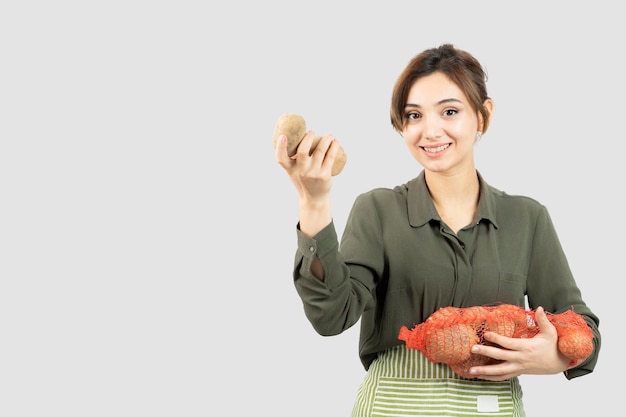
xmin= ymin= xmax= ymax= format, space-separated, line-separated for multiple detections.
xmin=309 ymin=246 xmax=315 ymax=253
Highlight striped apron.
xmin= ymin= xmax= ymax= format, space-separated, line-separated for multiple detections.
xmin=351 ymin=345 xmax=526 ymax=417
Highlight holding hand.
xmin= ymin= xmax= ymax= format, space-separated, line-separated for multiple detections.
xmin=469 ymin=307 xmax=575 ymax=381
xmin=273 ymin=113 xmax=346 ymax=238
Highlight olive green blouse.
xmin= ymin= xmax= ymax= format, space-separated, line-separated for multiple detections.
xmin=292 ymin=170 xmax=600 ymax=379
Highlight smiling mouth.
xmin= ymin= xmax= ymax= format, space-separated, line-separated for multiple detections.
xmin=422 ymin=143 xmax=450 ymax=153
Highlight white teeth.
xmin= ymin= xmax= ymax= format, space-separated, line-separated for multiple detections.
xmin=424 ymin=144 xmax=450 ymax=153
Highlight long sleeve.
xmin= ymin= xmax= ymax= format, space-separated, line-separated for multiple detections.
xmin=293 ymin=220 xmax=374 ymax=336
xmin=525 ymin=206 xmax=601 ymax=379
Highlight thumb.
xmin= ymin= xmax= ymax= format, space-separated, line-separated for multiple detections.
xmin=535 ymin=306 xmax=557 ymax=337
xmin=275 ymin=134 xmax=292 ymax=168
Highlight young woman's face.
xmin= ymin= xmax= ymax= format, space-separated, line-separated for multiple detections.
xmin=402 ymin=72 xmax=483 ymax=175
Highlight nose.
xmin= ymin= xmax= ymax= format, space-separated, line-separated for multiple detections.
xmin=423 ymin=116 xmax=443 ymax=140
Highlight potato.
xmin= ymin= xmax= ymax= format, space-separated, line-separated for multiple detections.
xmin=423 ymin=323 xmax=479 ymax=364
xmin=272 ymin=113 xmax=347 ymax=176
xmin=398 ymin=304 xmax=595 ymax=379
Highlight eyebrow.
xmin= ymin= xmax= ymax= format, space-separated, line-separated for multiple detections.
xmin=404 ymin=98 xmax=463 ymax=109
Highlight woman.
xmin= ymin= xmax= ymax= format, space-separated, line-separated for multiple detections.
xmin=274 ymin=44 xmax=600 ymax=417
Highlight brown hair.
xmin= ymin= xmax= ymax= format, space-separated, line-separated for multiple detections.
xmin=390 ymin=44 xmax=491 ymax=134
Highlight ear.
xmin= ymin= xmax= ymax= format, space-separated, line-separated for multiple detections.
xmin=478 ymin=98 xmax=494 ymax=133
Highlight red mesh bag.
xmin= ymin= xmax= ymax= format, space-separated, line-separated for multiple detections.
xmin=398 ymin=304 xmax=594 ymax=379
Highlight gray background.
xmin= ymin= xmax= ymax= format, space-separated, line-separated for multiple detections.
xmin=1 ymin=1 xmax=621 ymax=415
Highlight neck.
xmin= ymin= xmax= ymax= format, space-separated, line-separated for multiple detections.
xmin=425 ymin=169 xmax=480 ymax=233
xmin=425 ymin=169 xmax=479 ymax=201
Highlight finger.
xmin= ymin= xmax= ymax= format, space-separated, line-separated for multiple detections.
xmin=312 ymin=134 xmax=338 ymax=172
xmin=535 ymin=306 xmax=557 ymax=336
xmin=480 ymin=331 xmax=519 ymax=351
xmin=296 ymin=131 xmax=316 ymax=158
xmin=275 ymin=134 xmax=293 ymax=169
xmin=471 ymin=342 xmax=511 ymax=360
xmin=470 ymin=368 xmax=519 ymax=381
xmin=325 ymin=138 xmax=342 ymax=170
xmin=470 ymin=361 xmax=513 ymax=376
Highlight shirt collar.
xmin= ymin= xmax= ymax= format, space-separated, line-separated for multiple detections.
xmin=407 ymin=170 xmax=499 ymax=229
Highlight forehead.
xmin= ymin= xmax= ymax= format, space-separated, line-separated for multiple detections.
xmin=406 ymin=72 xmax=466 ymax=105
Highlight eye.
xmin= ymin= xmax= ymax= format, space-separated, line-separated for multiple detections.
xmin=405 ymin=111 xmax=421 ymax=122
xmin=443 ymin=108 xmax=458 ymax=117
